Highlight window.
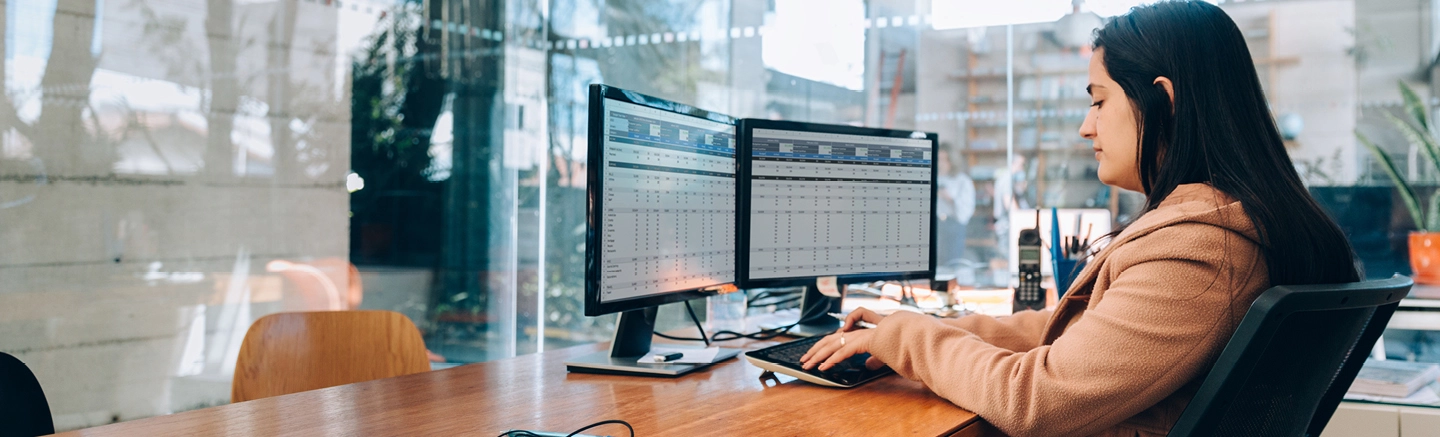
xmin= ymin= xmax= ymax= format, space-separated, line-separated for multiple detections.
xmin=2 ymin=0 xmax=1430 ymax=430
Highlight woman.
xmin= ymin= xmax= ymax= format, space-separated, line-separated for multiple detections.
xmin=801 ymin=2 xmax=1359 ymax=436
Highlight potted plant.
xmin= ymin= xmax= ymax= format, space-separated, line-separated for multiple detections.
xmin=1357 ymin=81 xmax=1440 ymax=284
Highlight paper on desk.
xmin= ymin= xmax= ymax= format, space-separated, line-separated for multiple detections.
xmin=1344 ymin=381 xmax=1440 ymax=406
xmin=639 ymin=347 xmax=721 ymax=364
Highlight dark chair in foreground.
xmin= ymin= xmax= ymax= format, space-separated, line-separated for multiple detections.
xmin=0 ymin=352 xmax=54 ymax=437
xmin=1168 ymin=275 xmax=1413 ymax=437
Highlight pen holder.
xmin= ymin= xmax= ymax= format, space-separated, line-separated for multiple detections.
xmin=1055 ymin=258 xmax=1086 ymax=298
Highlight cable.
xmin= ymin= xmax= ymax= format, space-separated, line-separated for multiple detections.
xmin=661 ymin=281 xmax=925 ymax=344
xmin=653 ymin=331 xmax=707 ymax=342
xmin=682 ymin=299 xmax=711 ymax=347
xmin=654 ymin=299 xmax=717 ymax=343
xmin=846 ymin=283 xmax=884 ymax=296
xmin=746 ymin=296 xmax=800 ymax=308
xmin=565 ymin=420 xmax=634 ymax=437
xmin=747 ymin=289 xmax=799 ymax=306
xmin=498 ymin=419 xmax=635 ymax=437
xmin=658 ymin=292 xmax=833 ymax=343
xmin=708 ymin=297 xmax=834 ymax=341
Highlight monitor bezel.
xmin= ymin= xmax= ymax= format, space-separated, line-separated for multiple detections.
xmin=585 ymin=84 xmax=740 ymax=317
xmin=735 ymin=119 xmax=939 ymax=289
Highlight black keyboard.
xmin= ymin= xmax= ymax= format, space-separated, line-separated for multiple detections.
xmin=743 ymin=335 xmax=894 ymax=388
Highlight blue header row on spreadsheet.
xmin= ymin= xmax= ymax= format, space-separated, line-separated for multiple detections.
xmin=607 ymin=161 xmax=735 ymax=179
xmin=748 ymin=176 xmax=929 ymax=185
xmin=750 ymin=137 xmax=928 ymax=154
xmin=609 ymin=112 xmax=735 ymax=156
xmin=751 ymin=151 xmax=929 ymax=165
xmin=613 ymin=132 xmax=735 ymax=158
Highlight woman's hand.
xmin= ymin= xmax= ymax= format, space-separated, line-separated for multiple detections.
xmin=799 ymin=308 xmax=888 ymax=371
xmin=838 ymin=307 xmax=884 ymax=332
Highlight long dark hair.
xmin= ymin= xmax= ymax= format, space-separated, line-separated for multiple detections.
xmin=1093 ymin=0 xmax=1358 ymax=286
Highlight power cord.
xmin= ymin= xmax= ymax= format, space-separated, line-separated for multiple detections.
xmin=747 ymin=289 xmax=801 ymax=308
xmin=747 ymin=296 xmax=800 ymax=308
xmin=656 ymin=295 xmax=833 ymax=343
xmin=499 ymin=419 xmax=635 ymax=437
xmin=718 ymin=296 xmax=833 ymax=340
xmin=682 ymin=299 xmax=711 ymax=347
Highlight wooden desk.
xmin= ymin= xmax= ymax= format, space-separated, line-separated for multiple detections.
xmin=60 ymin=339 xmax=984 ymax=436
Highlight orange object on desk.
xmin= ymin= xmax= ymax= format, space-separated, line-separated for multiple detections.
xmin=1410 ymin=232 xmax=1440 ymax=285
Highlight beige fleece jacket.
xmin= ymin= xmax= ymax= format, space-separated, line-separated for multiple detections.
xmin=869 ymin=184 xmax=1270 ymax=437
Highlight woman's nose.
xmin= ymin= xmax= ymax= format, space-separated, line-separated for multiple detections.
xmin=1079 ymin=113 xmax=1097 ymax=139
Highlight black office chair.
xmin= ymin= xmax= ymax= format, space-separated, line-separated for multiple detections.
xmin=0 ymin=352 xmax=54 ymax=437
xmin=1167 ymin=275 xmax=1413 ymax=437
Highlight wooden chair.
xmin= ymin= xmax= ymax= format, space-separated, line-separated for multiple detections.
xmin=232 ymin=310 xmax=431 ymax=403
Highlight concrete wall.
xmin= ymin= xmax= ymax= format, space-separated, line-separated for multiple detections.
xmin=1225 ymin=0 xmax=1359 ymax=184
xmin=0 ymin=0 xmax=349 ymax=430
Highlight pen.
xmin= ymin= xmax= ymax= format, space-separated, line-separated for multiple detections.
xmin=1072 ymin=214 xmax=1083 ymax=246
xmin=828 ymin=312 xmax=877 ymax=329
xmin=652 ymin=352 xmax=683 ymax=363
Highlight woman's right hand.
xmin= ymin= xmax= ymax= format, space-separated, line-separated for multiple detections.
xmin=801 ymin=307 xmax=889 ymax=371
xmin=841 ymin=307 xmax=885 ymax=332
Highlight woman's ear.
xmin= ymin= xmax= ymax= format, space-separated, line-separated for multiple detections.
xmin=1153 ymin=76 xmax=1175 ymax=109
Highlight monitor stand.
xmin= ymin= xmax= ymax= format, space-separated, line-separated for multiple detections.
xmin=761 ymin=284 xmax=844 ymax=338
xmin=565 ymin=306 xmax=740 ymax=377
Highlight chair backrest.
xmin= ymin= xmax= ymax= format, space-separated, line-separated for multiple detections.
xmin=0 ymin=352 xmax=54 ymax=437
xmin=1168 ymin=275 xmax=1413 ymax=437
xmin=232 ymin=310 xmax=430 ymax=403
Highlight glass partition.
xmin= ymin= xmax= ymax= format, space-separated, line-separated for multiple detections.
xmin=3 ymin=0 xmax=1435 ymax=430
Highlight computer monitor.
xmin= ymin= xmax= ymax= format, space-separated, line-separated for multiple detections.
xmin=567 ymin=84 xmax=743 ymax=377
xmin=737 ymin=119 xmax=938 ymax=335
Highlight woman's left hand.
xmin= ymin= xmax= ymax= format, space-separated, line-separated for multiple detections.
xmin=799 ymin=328 xmax=886 ymax=371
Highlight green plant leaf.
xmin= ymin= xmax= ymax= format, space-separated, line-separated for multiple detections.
xmin=1383 ymin=111 xmax=1440 ymax=177
xmin=1399 ymin=80 xmax=1431 ymax=133
xmin=1359 ymin=131 xmax=1426 ymax=229
xmin=1429 ymin=190 xmax=1440 ymax=231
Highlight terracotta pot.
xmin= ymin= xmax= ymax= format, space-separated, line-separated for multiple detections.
xmin=1409 ymin=232 xmax=1440 ymax=284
